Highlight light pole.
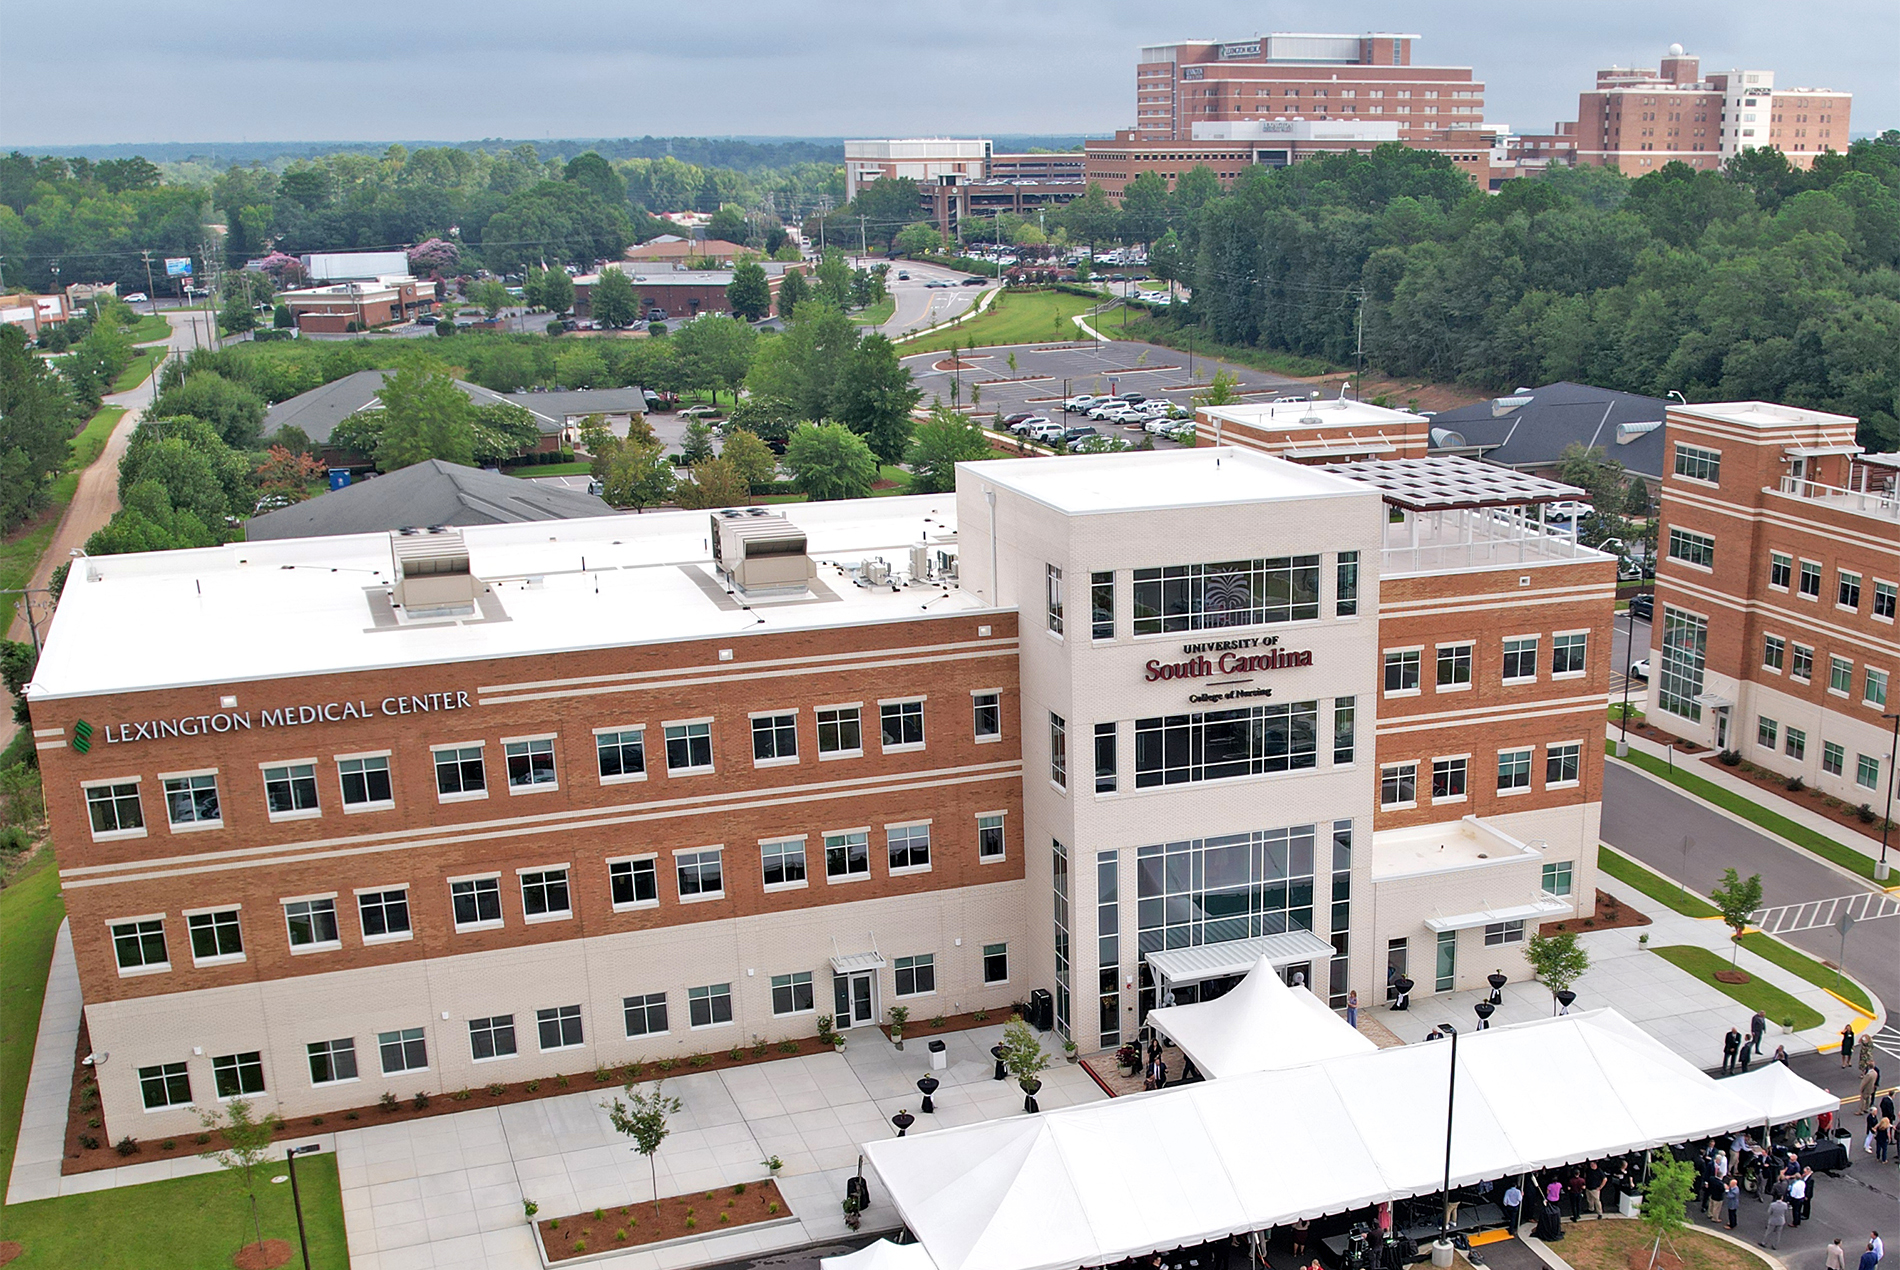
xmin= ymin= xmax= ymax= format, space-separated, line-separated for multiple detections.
xmin=1618 ymin=608 xmax=1639 ymax=755
xmin=1879 ymin=712 xmax=1898 ymax=881
xmin=1435 ymin=1022 xmax=1460 ymax=1265
xmin=286 ymin=1144 xmax=321 ymax=1269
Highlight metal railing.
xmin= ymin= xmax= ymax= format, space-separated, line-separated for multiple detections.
xmin=1777 ymin=476 xmax=1900 ymax=520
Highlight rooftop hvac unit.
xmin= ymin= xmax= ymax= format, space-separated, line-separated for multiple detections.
xmin=862 ymin=558 xmax=892 ymax=586
xmin=709 ymin=510 xmax=813 ymax=595
xmin=389 ymin=527 xmax=480 ymax=616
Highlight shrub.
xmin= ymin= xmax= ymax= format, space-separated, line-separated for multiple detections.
xmin=616 ymin=1227 xmax=628 ymax=1241
xmin=728 ymin=1046 xmax=744 ymax=1061
xmin=345 ymin=1111 xmax=359 ymax=1121
xmin=311 ymin=1116 xmax=324 ymax=1126
xmin=556 ymin=1074 xmax=571 ymax=1087
xmin=487 ymin=1083 xmax=507 ymax=1097
xmin=930 ymin=1014 xmax=947 ymax=1028
xmin=380 ymin=1092 xmax=399 ymax=1112
xmin=684 ymin=1217 xmax=697 ymax=1230
xmin=973 ymin=1010 xmax=990 ymax=1022
xmin=777 ymin=1040 xmax=799 ymax=1054
xmin=524 ymin=1079 xmax=540 ymax=1093
xmin=114 ymin=1136 xmax=139 ymax=1156
xmin=161 ymin=1139 xmax=176 ymax=1150
xmin=412 ymin=1091 xmax=430 ymax=1110
xmin=450 ymin=1088 xmax=472 ymax=1101
xmin=86 ymin=1116 xmax=99 ymax=1128
xmin=593 ymin=1207 xmax=605 ymax=1221
xmin=768 ymin=1201 xmax=780 ymax=1214
xmin=78 ymin=1134 xmax=100 ymax=1150
xmin=194 ymin=1132 xmax=210 ymax=1144
xmin=751 ymin=1041 xmax=768 ymax=1058
xmin=688 ymin=1053 xmax=711 ymax=1067
xmin=1857 ymin=803 xmax=1877 ymax=824
xmin=523 ymin=1200 xmax=539 ymax=1220
xmin=548 ymin=1217 xmax=559 ymax=1230
xmin=1719 ymin=749 xmax=1742 ymax=766
xmin=720 ymin=1212 xmax=731 ymax=1223
xmin=685 ymin=1207 xmax=695 ymax=1218
xmin=656 ymin=1057 xmax=678 ymax=1071
xmin=1785 ymin=775 xmax=1805 ymax=792
xmin=733 ymin=1182 xmax=747 ymax=1195
xmin=593 ymin=1066 xmax=612 ymax=1082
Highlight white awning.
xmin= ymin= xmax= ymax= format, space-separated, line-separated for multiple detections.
xmin=1784 ymin=444 xmax=1862 ymax=458
xmin=1722 ymin=1061 xmax=1842 ymax=1125
xmin=830 ymin=950 xmax=887 ymax=974
xmin=1145 ymin=930 xmax=1335 ymax=986
xmin=1693 ymin=692 xmax=1734 ymax=709
xmin=1147 ymin=956 xmax=1375 ymax=1079
xmin=822 ymin=1239 xmax=938 ymax=1270
xmin=1424 ymin=897 xmax=1573 ymax=932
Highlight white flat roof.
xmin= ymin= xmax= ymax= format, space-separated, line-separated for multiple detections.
xmin=1672 ymin=401 xmax=1860 ymax=432
xmin=962 ymin=447 xmax=1376 ymax=515
xmin=30 ymin=497 xmax=983 ymax=701
xmin=1371 ymin=816 xmax=1541 ymax=881
xmin=1203 ymin=397 xmax=1424 ymax=432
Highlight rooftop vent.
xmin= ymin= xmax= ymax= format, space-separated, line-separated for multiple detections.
xmin=1616 ymin=420 xmax=1663 ymax=445
xmin=389 ymin=527 xmax=480 ymax=617
xmin=709 ymin=509 xmax=813 ymax=596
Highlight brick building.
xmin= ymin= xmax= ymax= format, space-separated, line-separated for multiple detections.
xmin=574 ymin=262 xmax=807 ymax=322
xmin=31 ymin=445 xmax=1608 ymax=1140
xmin=279 ymin=276 xmax=434 ymax=334
xmin=1085 ymin=120 xmax=1497 ymax=198
xmin=1644 ymin=402 xmax=1897 ymax=858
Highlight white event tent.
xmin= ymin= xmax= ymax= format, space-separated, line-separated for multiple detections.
xmin=1722 ymin=1061 xmax=1841 ymax=1126
xmin=822 ymin=1239 xmax=938 ymax=1270
xmin=862 ymin=1008 xmax=1838 ymax=1270
xmin=1145 ymin=956 xmax=1376 ymax=1077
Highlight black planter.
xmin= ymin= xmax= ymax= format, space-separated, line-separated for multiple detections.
xmin=917 ymin=1075 xmax=940 ymax=1114
xmin=892 ymin=1110 xmax=915 ymax=1137
xmin=991 ymin=1044 xmax=1007 ymax=1081
xmin=1020 ymin=1077 xmax=1043 ymax=1114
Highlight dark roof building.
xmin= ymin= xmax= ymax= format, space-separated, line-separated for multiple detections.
xmin=263 ymin=370 xmax=564 ymax=446
xmin=1427 ymin=382 xmax=1669 ymax=482
xmin=501 ymin=387 xmax=650 ymax=426
xmin=245 ymin=460 xmax=613 ymax=541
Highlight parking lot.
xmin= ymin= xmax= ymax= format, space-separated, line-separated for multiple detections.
xmin=900 ymin=337 xmax=1309 ymax=450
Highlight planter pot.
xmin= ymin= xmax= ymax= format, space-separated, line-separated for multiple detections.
xmin=1781 ymin=1023 xmax=1793 ymax=1035
xmin=892 ymin=1036 xmax=904 ymax=1051
xmin=1065 ymin=1054 xmax=1078 ymax=1064
xmin=833 ymin=1042 xmax=846 ymax=1054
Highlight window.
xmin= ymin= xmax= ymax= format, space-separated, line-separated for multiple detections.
xmin=338 ymin=755 xmax=393 ymax=808
xmin=163 ymin=773 xmax=221 ymax=827
xmin=824 ymin=830 xmax=869 ymax=880
xmin=139 ymin=1062 xmax=192 ymax=1110
xmin=676 ymin=849 xmax=724 ymax=899
xmin=1823 ymin=741 xmax=1845 ymax=777
xmin=85 ymin=781 xmax=145 ymax=837
xmin=761 ymin=839 xmax=807 ymax=888
xmin=1855 ymin=754 xmax=1879 ymax=790
xmin=1668 ymin=528 xmax=1715 ymax=569
xmin=688 ymin=983 xmax=733 ymax=1028
xmin=469 ymin=1015 xmax=517 ymax=1060
xmin=1094 ymin=722 xmax=1118 ymax=792
xmin=624 ymin=993 xmax=668 ymax=1037
xmin=378 ymin=1028 xmax=428 ymax=1074
xmin=1335 ymin=551 xmax=1359 ymax=616
xmin=187 ymin=909 xmax=243 ymax=962
xmin=262 ymin=763 xmax=320 ymax=816
xmin=1553 ymin=633 xmax=1587 ymax=676
xmin=1674 ymin=442 xmax=1721 ymax=483
xmin=977 ymin=813 xmax=1006 ymax=861
xmin=983 ymin=942 xmax=1010 ymax=984
xmin=816 ymin=706 xmax=862 ymax=756
xmin=1380 ymin=763 xmax=1417 ymax=809
xmin=887 ymin=823 xmax=931 ymax=872
xmin=1134 ymin=824 xmax=1319 ymax=956
xmin=112 ymin=918 xmax=168 ymax=971
xmin=1091 ymin=571 xmax=1115 ymax=639
xmin=972 ymin=691 xmax=1001 ymax=740
xmin=1875 ymin=581 xmax=1896 ymax=621
xmin=307 ymin=1038 xmax=358 ymax=1084
xmin=1866 ymin=668 xmax=1889 ymax=708
xmin=504 ymin=738 xmax=557 ymax=789
xmin=537 ymin=1005 xmax=584 ymax=1050
xmin=1830 ymin=655 xmax=1854 ymax=695
xmin=1334 ymin=697 xmax=1355 ymax=765
xmin=1785 ymin=727 xmax=1806 ymax=761
xmin=1383 ymin=649 xmax=1421 ymax=694
xmin=894 ymin=953 xmax=936 ymax=997
xmin=1547 ymin=742 xmax=1581 ymax=786
xmin=284 ymin=897 xmax=340 ymax=949
xmin=1484 ymin=920 xmax=1526 ymax=945
xmin=1134 ymin=701 xmax=1318 ymax=786
xmin=751 ymin=713 xmax=798 ymax=764
xmin=1839 ymin=572 xmax=1862 ymax=610
xmin=879 ymin=700 xmax=925 ymax=750
xmin=433 ymin=745 xmax=485 ymax=797
xmin=1763 ymin=635 xmax=1786 ymax=671
xmin=213 ymin=1051 xmax=266 ymax=1098
xmin=1758 ymin=716 xmax=1779 ymax=749
xmin=1799 ymin=561 xmax=1822 ymax=598
xmin=1791 ymin=644 xmax=1814 ymax=681
xmin=520 ymin=868 xmax=571 ymax=919
xmin=600 ymin=856 xmax=661 ymax=910
xmin=595 ymin=728 xmax=646 ymax=781
xmin=1431 ymin=757 xmax=1468 ymax=801
xmin=1132 ymin=556 xmax=1319 ymax=632
xmin=1436 ymin=644 xmax=1472 ymax=689
xmin=1049 ymin=712 xmax=1067 ymax=788
xmin=664 ymin=721 xmax=713 ymax=773
xmin=1046 ymin=564 xmax=1064 ymax=634
xmin=1657 ymin=608 xmax=1708 ymax=721
xmin=1769 ymin=553 xmax=1792 ymax=589
xmin=1541 ymin=861 xmax=1574 ymax=898
xmin=1497 ymin=747 xmax=1533 ymax=792
xmin=357 ymin=888 xmax=410 ymax=940
xmin=1502 ymin=637 xmax=1539 ymax=683
xmin=450 ymin=876 xmax=502 ymax=928
xmin=771 ymin=971 xmax=815 ymax=1016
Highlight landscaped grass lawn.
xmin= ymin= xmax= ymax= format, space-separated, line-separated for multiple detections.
xmin=850 ymin=296 xmax=896 ymax=327
xmin=109 ymin=346 xmax=166 ymax=393
xmin=759 ymin=464 xmax=911 ymax=504
xmin=1735 ymin=931 xmax=1874 ymax=1013
xmin=127 ymin=313 xmax=173 ymax=344
xmin=1608 ymin=743 xmax=1877 ymax=879
xmin=1554 ymin=1211 xmax=1771 ymax=1270
xmin=0 ymin=516 xmax=61 ymax=636
xmin=1651 ymin=945 xmax=1824 ymax=1030
xmin=1109 ymin=315 xmax=1337 ymax=377
xmin=1597 ymin=845 xmax=1721 ymax=918
xmin=69 ymin=405 xmax=125 ymax=471
xmin=0 ymin=853 xmax=62 ymax=1169
xmin=0 ymin=1152 xmax=352 ymax=1269
xmin=506 ymin=460 xmax=593 ymax=477
xmin=899 ymin=289 xmax=1104 ymax=355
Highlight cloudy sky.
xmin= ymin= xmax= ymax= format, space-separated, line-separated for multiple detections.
xmin=2 ymin=0 xmax=1892 ymax=149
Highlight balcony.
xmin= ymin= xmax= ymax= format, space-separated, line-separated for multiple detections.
xmin=1380 ymin=506 xmax=1609 ymax=576
xmin=1777 ymin=475 xmax=1900 ymax=522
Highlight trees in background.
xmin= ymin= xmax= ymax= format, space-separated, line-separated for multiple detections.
xmin=894 ymin=222 xmax=941 ymax=257
xmin=830 ymin=333 xmax=920 ymax=465
xmin=147 ymin=372 xmax=267 ymax=449
xmin=526 ymin=266 xmax=575 ymax=315
xmin=673 ymin=314 xmax=758 ymax=403
xmin=776 ymin=267 xmax=808 ymax=320
xmin=590 ymin=269 xmax=640 ymax=329
xmin=0 ymin=326 xmax=77 ymax=533
xmin=372 ymin=367 xmax=477 ymax=469
xmin=906 ymin=404 xmax=994 ymax=494
xmin=726 ymin=259 xmax=771 ymax=322
xmin=718 ymin=428 xmax=777 ymax=488
xmin=785 ymin=422 xmax=878 ymax=501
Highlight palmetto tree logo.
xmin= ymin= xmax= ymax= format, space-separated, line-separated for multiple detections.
xmin=71 ymin=720 xmax=94 ymax=754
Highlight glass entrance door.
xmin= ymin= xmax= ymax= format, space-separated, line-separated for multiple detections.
xmin=833 ymin=971 xmax=877 ymax=1027
xmin=1435 ymin=929 xmax=1457 ymax=993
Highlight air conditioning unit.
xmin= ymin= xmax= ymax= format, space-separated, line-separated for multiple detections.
xmin=710 ymin=510 xmax=813 ymax=595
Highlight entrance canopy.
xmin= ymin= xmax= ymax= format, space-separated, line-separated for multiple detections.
xmin=1424 ymin=897 xmax=1572 ymax=932
xmin=1144 ymin=930 xmax=1334 ymax=988
xmin=1722 ymin=1062 xmax=1841 ymax=1126
xmin=863 ymin=1009 xmax=1835 ymax=1270
xmin=1146 ymin=955 xmax=1374 ymax=1078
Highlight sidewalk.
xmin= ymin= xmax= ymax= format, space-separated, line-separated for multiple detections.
xmin=1379 ymin=869 xmax=1867 ymax=1066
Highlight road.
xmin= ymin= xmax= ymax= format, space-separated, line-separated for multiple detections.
xmin=871 ymin=259 xmax=994 ymax=338
xmin=1610 ymin=610 xmax=1649 ymax=699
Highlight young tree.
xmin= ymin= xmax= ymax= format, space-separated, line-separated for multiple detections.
xmin=775 ymin=267 xmax=808 ymax=320
xmin=468 ymin=278 xmax=511 ymax=320
xmin=604 ymin=1080 xmax=683 ymax=1219
xmin=1194 ymin=369 xmax=1240 ymax=409
xmin=831 ymin=333 xmax=921 ymax=465
xmin=1523 ymin=931 xmax=1591 ymax=1014
xmin=724 ymin=394 xmax=798 ymax=447
xmin=373 ymin=366 xmax=476 ymax=471
xmin=894 ymin=222 xmax=942 ymax=257
xmin=785 ymin=422 xmax=878 ymax=501
xmin=679 ymin=419 xmax=716 ymax=466
xmin=1710 ymin=868 xmax=1765 ymax=964
xmin=907 ymin=404 xmax=994 ymax=493
xmin=217 ymin=289 xmax=259 ymax=336
xmin=726 ymin=259 xmax=771 ymax=322
xmin=198 ymin=1097 xmax=284 ymax=1258
xmin=150 ymin=372 xmax=267 ymax=449
xmin=814 ymin=249 xmax=853 ymax=307
xmin=1640 ymin=1157 xmax=1697 ymax=1270
xmin=539 ymin=266 xmax=575 ymax=315
xmin=673 ymin=458 xmax=751 ymax=509
xmin=589 ymin=268 xmax=640 ymax=329
xmin=746 ymin=302 xmax=859 ymax=423
xmin=601 ymin=438 xmax=675 ymax=510
xmin=998 ymin=1016 xmax=1051 ymax=1089
xmin=1118 ymin=171 xmax=1171 ymax=245
xmin=253 ymin=445 xmax=326 ymax=504
xmin=719 ymin=427 xmax=777 ymax=489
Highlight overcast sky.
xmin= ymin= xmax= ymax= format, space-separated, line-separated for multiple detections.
xmin=3 ymin=0 xmax=1892 ymax=149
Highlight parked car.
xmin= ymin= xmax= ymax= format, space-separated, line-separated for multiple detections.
xmin=1009 ymin=415 xmax=1052 ymax=437
xmin=125 ymin=291 xmax=148 ymax=303
xmin=1029 ymin=421 xmax=1066 ymax=443
xmin=960 ymin=277 xmax=986 ymax=286
xmin=679 ymin=405 xmax=723 ymax=421
xmin=1063 ymin=395 xmax=1100 ymax=413
xmin=1064 ymin=425 xmax=1099 ymax=443
xmin=1001 ymin=412 xmax=1037 ymax=428
xmin=1086 ymin=404 xmax=1119 ymax=420
xmin=897 ymin=271 xmax=910 ymax=280
xmin=1544 ymin=500 xmax=1592 ymax=523
xmin=1627 ymin=594 xmax=1654 ymax=621
xmin=1628 ymin=658 xmax=1651 ymax=681
xmin=1116 ymin=392 xmax=1146 ymax=404
xmin=1145 ymin=417 xmax=1175 ymax=435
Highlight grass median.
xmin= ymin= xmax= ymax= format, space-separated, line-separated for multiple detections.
xmin=0 ymin=853 xmax=62 ymax=1169
xmin=1735 ymin=931 xmax=1874 ymax=1013
xmin=1606 ymin=742 xmax=1876 ymax=879
xmin=127 ymin=313 xmax=173 ymax=344
xmin=1651 ymin=944 xmax=1824 ymax=1030
xmin=109 ymin=346 xmax=165 ymax=393
xmin=1597 ymin=844 xmax=1721 ymax=917
xmin=850 ymin=296 xmax=896 ymax=327
xmin=899 ymin=289 xmax=1104 ymax=355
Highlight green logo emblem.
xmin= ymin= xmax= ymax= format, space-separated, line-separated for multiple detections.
xmin=71 ymin=719 xmax=93 ymax=754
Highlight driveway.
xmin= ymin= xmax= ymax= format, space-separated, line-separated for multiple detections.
xmin=872 ymin=261 xmax=994 ymax=338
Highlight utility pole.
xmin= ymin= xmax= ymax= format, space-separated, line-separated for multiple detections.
xmin=859 ymin=214 xmax=867 ymax=260
xmin=1353 ymin=288 xmax=1366 ymax=402
xmin=140 ymin=250 xmax=161 ymax=318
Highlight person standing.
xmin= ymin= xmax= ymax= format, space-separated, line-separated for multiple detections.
xmin=1843 ymin=1024 xmax=1859 ymax=1068
xmin=1723 ymin=1027 xmax=1743 ymax=1075
xmin=1798 ymin=1167 xmax=1815 ymax=1223
xmin=1785 ymin=1171 xmax=1805 ymax=1227
xmin=1585 ymin=1162 xmax=1604 ymax=1219
xmin=1877 ymin=1115 xmax=1894 ymax=1163
xmin=1860 ymin=1065 xmax=1880 ymax=1115
xmin=1751 ymin=1010 xmax=1768 ymax=1051
xmin=1724 ymin=1179 xmax=1741 ymax=1230
xmin=1738 ymin=1037 xmax=1757 ymax=1072
xmin=1347 ymin=990 xmax=1360 ymax=1029
xmin=1504 ymin=1182 xmax=1523 ymax=1233
xmin=1860 ymin=1244 xmax=1882 ymax=1270
xmin=1567 ymin=1169 xmax=1586 ymax=1222
xmin=1828 ymin=1239 xmax=1848 ymax=1270
xmin=1761 ymin=1196 xmax=1789 ymax=1248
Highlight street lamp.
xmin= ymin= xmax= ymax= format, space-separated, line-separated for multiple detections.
xmin=1879 ymin=712 xmax=1898 ymax=882
xmin=1618 ymin=606 xmax=1640 ymax=755
xmin=1434 ymin=1022 xmax=1461 ymax=1265
xmin=286 ymin=1144 xmax=321 ymax=1269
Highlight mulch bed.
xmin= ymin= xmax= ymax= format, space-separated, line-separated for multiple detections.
xmin=1539 ymin=889 xmax=1652 ymax=936
xmin=1615 ymin=719 xmax=1704 ymax=751
xmin=1699 ymin=755 xmax=1895 ymax=838
xmin=878 ymin=1008 xmax=1010 ymax=1047
xmin=63 ymin=1032 xmax=838 ymax=1177
xmin=538 ymin=1179 xmax=788 ymax=1262
xmin=0 ymin=1240 xmax=22 ymax=1266
xmin=231 ymin=1239 xmax=292 ymax=1269
xmin=1713 ymin=969 xmax=1753 ymax=985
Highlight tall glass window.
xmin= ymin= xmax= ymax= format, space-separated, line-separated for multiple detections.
xmin=1335 ymin=551 xmax=1359 ymax=616
xmin=1090 ymin=571 xmax=1114 ymax=640
xmin=1136 ymin=824 xmax=1317 ymax=954
xmin=1132 ymin=556 xmax=1320 ymax=633
xmin=1328 ymin=820 xmax=1352 ymax=1007
xmin=1097 ymin=850 xmax=1120 ymax=1049
xmin=1333 ymin=697 xmax=1355 ymax=765
xmin=1657 ymin=607 xmax=1708 ymax=722
xmin=1133 ymin=702 xmax=1317 ymax=786
xmin=1052 ymin=839 xmax=1072 ymax=1039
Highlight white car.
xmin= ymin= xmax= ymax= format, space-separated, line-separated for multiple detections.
xmin=125 ymin=292 xmax=149 ymax=303
xmin=1063 ymin=395 xmax=1099 ymax=413
xmin=1628 ymin=659 xmax=1651 ymax=682
xmin=1144 ymin=417 xmax=1176 ymax=435
xmin=1009 ymin=415 xmax=1051 ymax=437
xmin=1167 ymin=422 xmax=1199 ymax=441
xmin=1544 ymin=500 xmax=1592 ymax=522
xmin=1086 ymin=404 xmax=1122 ymax=421
xmin=1029 ymin=421 xmax=1066 ymax=444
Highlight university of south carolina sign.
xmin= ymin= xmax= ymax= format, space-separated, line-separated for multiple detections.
xmin=1144 ymin=636 xmax=1314 ymax=683
xmin=84 ymin=691 xmax=472 ymax=746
